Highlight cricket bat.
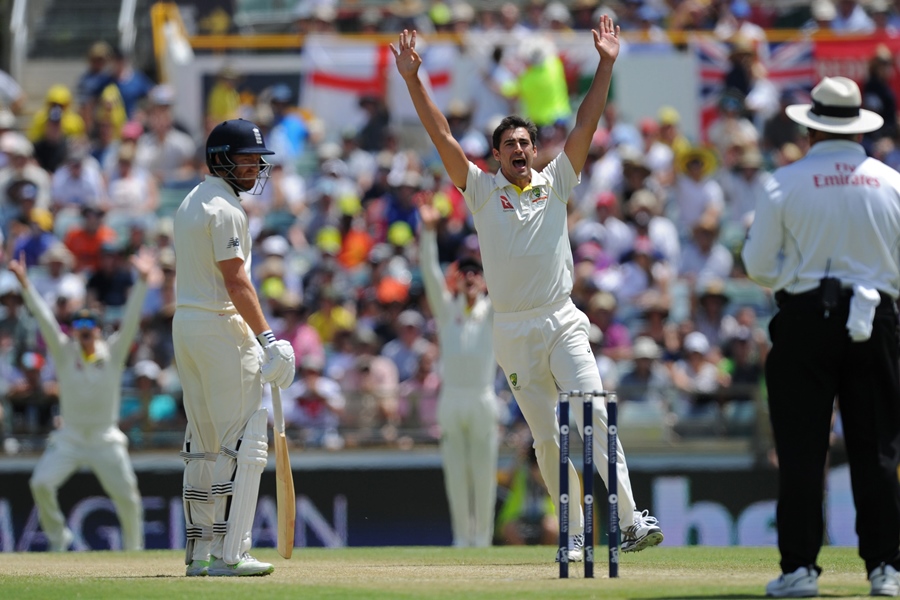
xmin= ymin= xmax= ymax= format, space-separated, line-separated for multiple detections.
xmin=271 ymin=385 xmax=296 ymax=558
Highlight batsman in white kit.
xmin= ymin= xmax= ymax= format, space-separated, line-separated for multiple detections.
xmin=418 ymin=197 xmax=499 ymax=548
xmin=173 ymin=119 xmax=295 ymax=577
xmin=393 ymin=15 xmax=663 ymax=560
xmin=8 ymin=249 xmax=154 ymax=552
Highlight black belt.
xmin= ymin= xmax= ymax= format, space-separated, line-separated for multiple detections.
xmin=775 ymin=288 xmax=894 ymax=309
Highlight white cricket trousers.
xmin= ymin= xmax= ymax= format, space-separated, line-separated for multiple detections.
xmin=173 ymin=310 xmax=264 ymax=561
xmin=29 ymin=426 xmax=144 ymax=550
xmin=492 ymin=299 xmax=637 ymax=533
xmin=437 ymin=387 xmax=498 ymax=547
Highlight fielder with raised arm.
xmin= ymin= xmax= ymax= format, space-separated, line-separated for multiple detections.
xmin=392 ymin=16 xmax=663 ymax=561
xmin=174 ymin=119 xmax=295 ymax=577
xmin=418 ymin=196 xmax=499 ymax=548
xmin=9 ymin=248 xmax=153 ymax=552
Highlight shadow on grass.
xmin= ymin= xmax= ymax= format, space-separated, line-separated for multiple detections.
xmin=652 ymin=595 xmax=853 ymax=600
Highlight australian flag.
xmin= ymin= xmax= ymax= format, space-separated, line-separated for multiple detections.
xmin=696 ymin=37 xmax=816 ymax=138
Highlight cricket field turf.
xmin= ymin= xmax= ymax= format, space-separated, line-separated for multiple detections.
xmin=0 ymin=546 xmax=875 ymax=599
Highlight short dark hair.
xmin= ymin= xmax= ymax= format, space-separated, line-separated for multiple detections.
xmin=492 ymin=115 xmax=538 ymax=151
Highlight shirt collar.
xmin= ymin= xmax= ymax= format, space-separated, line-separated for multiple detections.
xmin=493 ymin=168 xmax=548 ymax=191
xmin=806 ymin=139 xmax=867 ymax=157
xmin=205 ymin=175 xmax=245 ymax=210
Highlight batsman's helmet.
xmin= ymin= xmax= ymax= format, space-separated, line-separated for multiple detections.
xmin=206 ymin=119 xmax=274 ymax=193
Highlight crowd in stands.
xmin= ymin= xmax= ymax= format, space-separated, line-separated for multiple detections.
xmin=1 ymin=0 xmax=898 ymax=454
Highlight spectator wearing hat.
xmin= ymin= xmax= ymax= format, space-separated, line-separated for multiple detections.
xmin=9 ymin=249 xmax=152 ymax=552
xmin=657 ymin=106 xmax=692 ymax=166
xmin=265 ymin=83 xmax=308 ymax=168
xmin=134 ymin=85 xmax=196 ymax=184
xmin=670 ymin=330 xmax=726 ymax=420
xmin=27 ymin=85 xmax=85 ymax=144
xmin=418 ymin=193 xmax=499 ymax=547
xmin=611 ymin=235 xmax=671 ymax=307
xmin=342 ymin=327 xmax=402 ymax=442
xmin=120 ymin=359 xmax=179 ymax=444
xmin=638 ymin=117 xmax=675 ymax=185
xmin=707 ymin=91 xmax=759 ymax=160
xmin=680 ymin=214 xmax=733 ymax=285
xmin=50 ymin=141 xmax=107 ymax=212
xmin=5 ymin=349 xmax=58 ymax=436
xmin=381 ymin=309 xmax=432 ymax=382
xmin=618 ymin=335 xmax=671 ymax=408
xmin=692 ymin=278 xmax=731 ymax=349
xmin=76 ymin=42 xmax=113 ymax=119
xmin=803 ymin=0 xmax=838 ymax=33
xmin=0 ymin=134 xmax=52 ymax=214
xmin=63 ymin=206 xmax=118 ymax=274
xmin=278 ymin=354 xmax=345 ymax=449
xmin=0 ymin=179 xmax=41 ymax=241
xmin=100 ymin=47 xmax=154 ymax=120
xmin=715 ymin=3 xmax=769 ymax=62
xmin=672 ymin=146 xmax=724 ymax=234
xmin=718 ymin=145 xmax=772 ymax=232
xmin=617 ymin=145 xmax=655 ymax=206
xmin=30 ymin=241 xmax=85 ymax=309
xmin=625 ymin=188 xmax=680 ymax=271
xmin=106 ymin=141 xmax=159 ymax=219
xmin=32 ymin=103 xmax=71 ymax=173
xmin=717 ymin=325 xmax=764 ymax=424
xmin=585 ymin=290 xmax=632 ymax=362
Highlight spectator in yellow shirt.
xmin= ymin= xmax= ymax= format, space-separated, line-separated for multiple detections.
xmin=307 ymin=287 xmax=356 ymax=346
xmin=28 ymin=85 xmax=86 ymax=143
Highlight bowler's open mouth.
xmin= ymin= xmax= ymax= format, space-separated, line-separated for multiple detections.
xmin=512 ymin=158 xmax=526 ymax=169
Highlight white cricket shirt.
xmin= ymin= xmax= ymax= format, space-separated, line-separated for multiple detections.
xmin=743 ymin=139 xmax=900 ymax=298
xmin=420 ymin=229 xmax=495 ymax=391
xmin=460 ymin=153 xmax=579 ymax=313
xmin=22 ymin=278 xmax=147 ymax=438
xmin=174 ymin=176 xmax=252 ymax=313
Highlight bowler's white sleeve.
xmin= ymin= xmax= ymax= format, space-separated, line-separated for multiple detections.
xmin=109 ymin=278 xmax=148 ymax=367
xmin=21 ymin=280 xmax=67 ymax=359
xmin=419 ymin=229 xmax=453 ymax=326
xmin=460 ymin=162 xmax=494 ymax=213
xmin=742 ymin=175 xmax=784 ymax=288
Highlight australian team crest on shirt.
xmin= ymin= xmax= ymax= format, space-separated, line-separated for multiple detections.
xmin=531 ymin=186 xmax=547 ymax=206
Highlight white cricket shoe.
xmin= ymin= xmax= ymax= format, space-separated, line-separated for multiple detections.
xmin=185 ymin=559 xmax=209 ymax=577
xmin=207 ymin=553 xmax=274 ymax=577
xmin=554 ymin=534 xmax=585 ymax=563
xmin=621 ymin=510 xmax=663 ymax=553
xmin=765 ymin=566 xmax=819 ymax=598
xmin=49 ymin=528 xmax=74 ymax=552
xmin=870 ymin=563 xmax=900 ymax=597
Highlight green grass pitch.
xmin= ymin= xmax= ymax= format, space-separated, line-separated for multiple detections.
xmin=0 ymin=546 xmax=873 ymax=599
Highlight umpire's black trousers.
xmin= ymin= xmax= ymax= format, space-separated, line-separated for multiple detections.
xmin=767 ymin=290 xmax=900 ymax=574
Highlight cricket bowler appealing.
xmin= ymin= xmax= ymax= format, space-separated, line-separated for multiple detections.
xmin=174 ymin=119 xmax=295 ymax=577
xmin=9 ymin=249 xmax=154 ymax=553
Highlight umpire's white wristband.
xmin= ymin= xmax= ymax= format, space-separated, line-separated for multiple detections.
xmin=256 ymin=330 xmax=277 ymax=347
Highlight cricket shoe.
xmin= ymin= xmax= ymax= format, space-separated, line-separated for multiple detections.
xmin=49 ymin=528 xmax=74 ymax=552
xmin=555 ymin=534 xmax=585 ymax=563
xmin=870 ymin=563 xmax=900 ymax=597
xmin=765 ymin=566 xmax=819 ymax=598
xmin=621 ymin=510 xmax=663 ymax=553
xmin=185 ymin=559 xmax=210 ymax=577
xmin=207 ymin=553 xmax=274 ymax=577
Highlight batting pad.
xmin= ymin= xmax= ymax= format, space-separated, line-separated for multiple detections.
xmin=212 ymin=408 xmax=268 ymax=564
xmin=181 ymin=432 xmax=217 ymax=564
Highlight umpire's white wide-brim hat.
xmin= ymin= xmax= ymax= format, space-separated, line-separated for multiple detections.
xmin=785 ymin=76 xmax=884 ymax=134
